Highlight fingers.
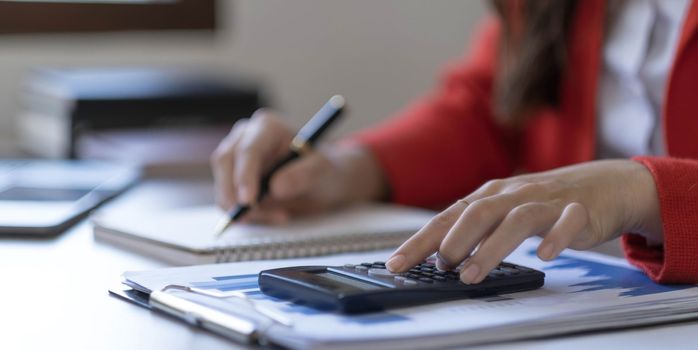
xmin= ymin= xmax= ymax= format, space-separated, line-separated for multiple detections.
xmin=211 ymin=109 xmax=295 ymax=212
xmin=385 ymin=179 xmax=513 ymax=273
xmin=437 ymin=189 xmax=538 ymax=270
xmin=211 ymin=108 xmax=339 ymax=224
xmin=387 ymin=177 xmax=591 ymax=283
xmin=233 ymin=152 xmax=263 ymax=205
xmin=211 ymin=120 xmax=248 ymax=210
xmin=460 ymin=202 xmax=559 ymax=283
xmin=233 ymin=112 xmax=292 ymax=205
xmin=537 ymin=202 xmax=590 ymax=260
xmin=385 ymin=199 xmax=469 ymax=273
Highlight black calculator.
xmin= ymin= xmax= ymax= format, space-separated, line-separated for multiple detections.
xmin=258 ymin=259 xmax=545 ymax=314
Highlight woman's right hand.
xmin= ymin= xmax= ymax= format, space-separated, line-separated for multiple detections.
xmin=211 ymin=109 xmax=387 ymax=224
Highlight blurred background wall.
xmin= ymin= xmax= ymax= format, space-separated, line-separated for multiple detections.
xmin=0 ymin=0 xmax=486 ymax=154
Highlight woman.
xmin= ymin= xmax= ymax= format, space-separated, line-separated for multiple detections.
xmin=211 ymin=0 xmax=698 ymax=284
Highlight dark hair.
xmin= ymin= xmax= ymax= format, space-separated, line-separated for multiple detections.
xmin=490 ymin=0 xmax=578 ymax=126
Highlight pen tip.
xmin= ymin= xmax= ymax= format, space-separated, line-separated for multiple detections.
xmin=213 ymin=217 xmax=233 ymax=238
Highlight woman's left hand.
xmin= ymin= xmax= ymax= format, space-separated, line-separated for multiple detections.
xmin=385 ymin=159 xmax=662 ymax=284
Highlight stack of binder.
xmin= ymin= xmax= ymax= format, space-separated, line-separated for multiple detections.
xmin=18 ymin=67 xmax=265 ymax=159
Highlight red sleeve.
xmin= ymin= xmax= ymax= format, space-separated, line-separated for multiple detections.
xmin=351 ymin=18 xmax=517 ymax=209
xmin=622 ymin=156 xmax=698 ymax=283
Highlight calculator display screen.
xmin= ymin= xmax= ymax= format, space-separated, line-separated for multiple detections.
xmin=315 ymin=272 xmax=383 ymax=291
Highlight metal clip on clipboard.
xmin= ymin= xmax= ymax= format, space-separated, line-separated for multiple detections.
xmin=149 ymin=284 xmax=293 ymax=346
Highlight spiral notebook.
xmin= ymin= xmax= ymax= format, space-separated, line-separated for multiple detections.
xmin=92 ymin=204 xmax=434 ymax=265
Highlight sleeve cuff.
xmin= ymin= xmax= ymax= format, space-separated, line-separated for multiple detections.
xmin=621 ymin=156 xmax=698 ymax=284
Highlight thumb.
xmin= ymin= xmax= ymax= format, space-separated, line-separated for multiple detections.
xmin=269 ymin=152 xmax=329 ymax=201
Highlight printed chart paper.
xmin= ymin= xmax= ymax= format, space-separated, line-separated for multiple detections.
xmin=122 ymin=239 xmax=698 ymax=350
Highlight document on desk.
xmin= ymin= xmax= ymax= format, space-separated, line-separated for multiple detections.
xmin=116 ymin=238 xmax=698 ymax=350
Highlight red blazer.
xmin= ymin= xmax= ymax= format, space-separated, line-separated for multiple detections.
xmin=354 ymin=0 xmax=698 ymax=284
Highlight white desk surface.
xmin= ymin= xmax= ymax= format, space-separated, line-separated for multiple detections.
xmin=2 ymin=180 xmax=697 ymax=350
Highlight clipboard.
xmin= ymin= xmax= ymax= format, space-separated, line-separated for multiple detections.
xmin=110 ymin=283 xmax=293 ymax=347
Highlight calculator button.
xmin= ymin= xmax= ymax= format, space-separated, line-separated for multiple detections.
xmin=419 ymin=267 xmax=434 ymax=272
xmin=394 ymin=276 xmax=407 ymax=283
xmin=420 ymin=272 xmax=434 ymax=277
xmin=403 ymin=279 xmax=418 ymax=286
xmin=368 ymin=268 xmax=397 ymax=277
xmin=360 ymin=262 xmax=373 ymax=267
xmin=409 ymin=268 xmax=421 ymax=273
xmin=433 ymin=270 xmax=447 ymax=276
xmin=355 ymin=265 xmax=369 ymax=272
xmin=432 ymin=275 xmax=446 ymax=282
xmin=418 ymin=277 xmax=434 ymax=283
xmin=488 ymin=270 xmax=505 ymax=278
xmin=406 ymin=273 xmax=420 ymax=279
xmin=343 ymin=264 xmax=355 ymax=269
xmin=373 ymin=261 xmax=386 ymax=266
xmin=500 ymin=267 xmax=520 ymax=275
xmin=446 ymin=274 xmax=459 ymax=280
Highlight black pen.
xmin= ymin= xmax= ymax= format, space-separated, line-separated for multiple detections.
xmin=214 ymin=95 xmax=346 ymax=236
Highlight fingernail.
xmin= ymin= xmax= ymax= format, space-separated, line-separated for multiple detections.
xmin=386 ymin=255 xmax=406 ymax=272
xmin=538 ymin=242 xmax=555 ymax=260
xmin=461 ymin=263 xmax=480 ymax=284
xmin=435 ymin=251 xmax=453 ymax=271
xmin=237 ymin=186 xmax=252 ymax=205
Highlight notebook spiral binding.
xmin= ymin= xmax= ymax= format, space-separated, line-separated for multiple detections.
xmin=213 ymin=231 xmax=410 ymax=263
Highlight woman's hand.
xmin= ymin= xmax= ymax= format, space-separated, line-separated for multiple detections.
xmin=210 ymin=109 xmax=387 ymax=223
xmin=385 ymin=160 xmax=662 ymax=284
